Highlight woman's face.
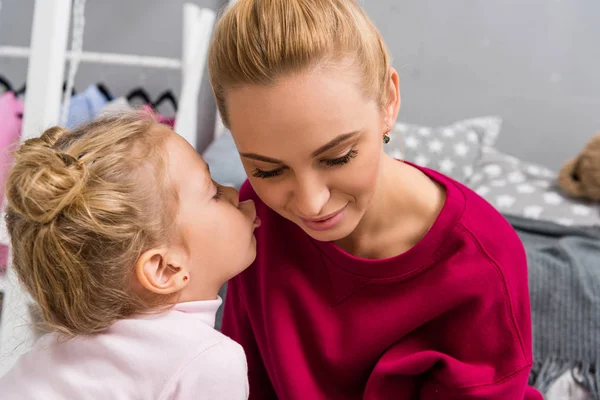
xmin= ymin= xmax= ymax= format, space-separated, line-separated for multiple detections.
xmin=227 ymin=64 xmax=399 ymax=242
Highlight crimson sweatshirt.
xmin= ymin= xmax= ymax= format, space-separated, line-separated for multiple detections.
xmin=222 ymin=165 xmax=543 ymax=400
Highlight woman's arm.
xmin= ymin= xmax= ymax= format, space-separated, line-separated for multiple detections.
xmin=364 ymin=220 xmax=543 ymax=400
xmin=364 ymin=348 xmax=543 ymax=400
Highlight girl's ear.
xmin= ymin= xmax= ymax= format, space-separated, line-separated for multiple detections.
xmin=135 ymin=248 xmax=190 ymax=295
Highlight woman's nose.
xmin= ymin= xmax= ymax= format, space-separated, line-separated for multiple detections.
xmin=293 ymin=179 xmax=329 ymax=218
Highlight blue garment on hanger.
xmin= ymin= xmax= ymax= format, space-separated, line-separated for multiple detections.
xmin=65 ymin=84 xmax=109 ymax=129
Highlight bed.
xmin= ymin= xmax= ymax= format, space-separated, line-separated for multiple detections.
xmin=204 ymin=115 xmax=600 ymax=400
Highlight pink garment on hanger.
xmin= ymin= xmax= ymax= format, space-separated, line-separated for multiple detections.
xmin=0 ymin=92 xmax=24 ymax=271
xmin=141 ymin=104 xmax=175 ymax=128
xmin=0 ymin=244 xmax=8 ymax=272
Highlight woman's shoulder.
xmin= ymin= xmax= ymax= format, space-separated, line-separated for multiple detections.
xmin=455 ymin=179 xmax=524 ymax=256
xmin=438 ymin=175 xmax=528 ymax=286
xmin=419 ymin=166 xmax=525 ymax=269
xmin=418 ymin=166 xmax=519 ymax=244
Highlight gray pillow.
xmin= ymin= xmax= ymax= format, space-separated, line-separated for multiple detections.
xmin=468 ymin=148 xmax=600 ymax=227
xmin=386 ymin=116 xmax=502 ymax=183
xmin=202 ymin=131 xmax=247 ymax=189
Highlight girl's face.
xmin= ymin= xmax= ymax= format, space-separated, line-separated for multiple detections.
xmin=227 ymin=64 xmax=400 ymax=242
xmin=164 ymin=129 xmax=260 ymax=289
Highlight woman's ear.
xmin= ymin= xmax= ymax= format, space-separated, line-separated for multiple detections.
xmin=135 ymin=248 xmax=189 ymax=295
xmin=384 ymin=67 xmax=401 ymax=129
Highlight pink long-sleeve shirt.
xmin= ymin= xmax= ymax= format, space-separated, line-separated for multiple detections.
xmin=0 ymin=298 xmax=249 ymax=399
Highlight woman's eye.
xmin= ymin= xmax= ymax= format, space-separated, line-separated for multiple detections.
xmin=250 ymin=150 xmax=357 ymax=179
xmin=252 ymin=167 xmax=285 ymax=179
xmin=323 ymin=149 xmax=358 ymax=167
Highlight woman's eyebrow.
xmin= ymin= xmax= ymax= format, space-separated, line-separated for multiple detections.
xmin=311 ymin=131 xmax=359 ymax=158
xmin=239 ymin=153 xmax=282 ymax=164
xmin=239 ymin=131 xmax=360 ymax=164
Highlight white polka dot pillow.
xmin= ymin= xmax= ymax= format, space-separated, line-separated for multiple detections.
xmin=468 ymin=148 xmax=600 ymax=227
xmin=385 ymin=116 xmax=502 ymax=183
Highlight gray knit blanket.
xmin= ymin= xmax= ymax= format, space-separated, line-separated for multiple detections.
xmin=505 ymin=215 xmax=600 ymax=400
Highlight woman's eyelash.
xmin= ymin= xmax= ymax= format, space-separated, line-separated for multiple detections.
xmin=251 ymin=149 xmax=358 ymax=180
xmin=324 ymin=148 xmax=358 ymax=166
xmin=213 ymin=186 xmax=224 ymax=200
xmin=252 ymin=168 xmax=285 ymax=179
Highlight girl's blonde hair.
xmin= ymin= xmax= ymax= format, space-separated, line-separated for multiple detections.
xmin=208 ymin=0 xmax=391 ymax=128
xmin=4 ymin=113 xmax=176 ymax=336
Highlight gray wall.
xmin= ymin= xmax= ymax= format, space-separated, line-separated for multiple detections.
xmin=1 ymin=0 xmax=598 ymax=170
xmin=362 ymin=0 xmax=600 ymax=170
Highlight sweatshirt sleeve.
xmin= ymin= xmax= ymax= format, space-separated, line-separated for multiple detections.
xmin=365 ymin=348 xmax=543 ymax=400
xmin=221 ymin=276 xmax=278 ymax=400
xmin=364 ymin=221 xmax=544 ymax=400
xmin=162 ymin=340 xmax=249 ymax=400
xmin=419 ymin=367 xmax=544 ymax=400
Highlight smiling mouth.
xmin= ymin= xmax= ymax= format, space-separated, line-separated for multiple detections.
xmin=298 ymin=205 xmax=348 ymax=231
xmin=301 ymin=206 xmax=346 ymax=222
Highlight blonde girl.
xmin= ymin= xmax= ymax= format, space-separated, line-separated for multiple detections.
xmin=0 ymin=114 xmax=259 ymax=399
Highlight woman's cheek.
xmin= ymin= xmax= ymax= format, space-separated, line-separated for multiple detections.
xmin=344 ymin=148 xmax=381 ymax=191
xmin=250 ymin=178 xmax=288 ymax=211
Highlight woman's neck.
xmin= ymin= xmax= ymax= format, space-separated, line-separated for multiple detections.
xmin=335 ymin=155 xmax=445 ymax=259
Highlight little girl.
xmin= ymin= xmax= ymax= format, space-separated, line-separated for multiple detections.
xmin=0 ymin=113 xmax=259 ymax=399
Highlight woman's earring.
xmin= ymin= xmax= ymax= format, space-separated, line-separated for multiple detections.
xmin=383 ymin=128 xmax=391 ymax=144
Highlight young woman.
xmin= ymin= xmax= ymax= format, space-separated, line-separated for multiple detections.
xmin=209 ymin=0 xmax=543 ymax=398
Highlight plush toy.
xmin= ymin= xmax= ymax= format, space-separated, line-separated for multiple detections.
xmin=558 ymin=132 xmax=600 ymax=202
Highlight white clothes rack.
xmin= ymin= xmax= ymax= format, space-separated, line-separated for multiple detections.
xmin=0 ymin=46 xmax=183 ymax=69
xmin=0 ymin=0 xmax=215 ymax=376
xmin=0 ymin=1 xmax=215 ymax=149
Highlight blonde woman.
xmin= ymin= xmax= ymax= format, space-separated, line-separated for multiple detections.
xmin=209 ymin=0 xmax=543 ymax=399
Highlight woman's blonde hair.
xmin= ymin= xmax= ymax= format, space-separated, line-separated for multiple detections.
xmin=208 ymin=0 xmax=391 ymax=127
xmin=4 ymin=113 xmax=176 ymax=336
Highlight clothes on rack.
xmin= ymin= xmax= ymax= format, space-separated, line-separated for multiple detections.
xmin=101 ymin=98 xmax=176 ymax=127
xmin=100 ymin=96 xmax=134 ymax=115
xmin=0 ymin=245 xmax=8 ymax=272
xmin=0 ymin=77 xmax=178 ymax=130
xmin=0 ymin=91 xmax=24 ymax=199
xmin=141 ymin=104 xmax=175 ymax=128
xmin=64 ymin=84 xmax=110 ymax=129
xmin=0 ymin=91 xmax=24 ymax=272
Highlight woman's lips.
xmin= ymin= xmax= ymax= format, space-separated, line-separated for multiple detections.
xmin=299 ymin=205 xmax=347 ymax=232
